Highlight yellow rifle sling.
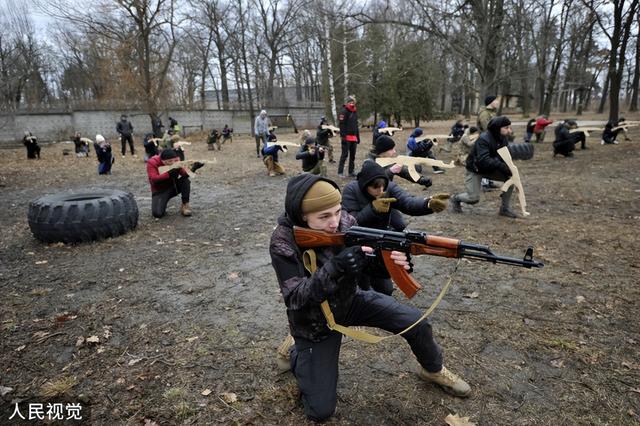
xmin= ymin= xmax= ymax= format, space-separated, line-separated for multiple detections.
xmin=302 ymin=249 xmax=459 ymax=344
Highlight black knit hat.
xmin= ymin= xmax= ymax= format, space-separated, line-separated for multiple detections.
xmin=484 ymin=95 xmax=497 ymax=106
xmin=160 ymin=149 xmax=179 ymax=160
xmin=373 ymin=135 xmax=395 ymax=155
xmin=488 ymin=116 xmax=511 ymax=130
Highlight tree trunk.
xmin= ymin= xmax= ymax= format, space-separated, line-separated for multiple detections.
xmin=598 ymin=71 xmax=609 ymax=114
xmin=630 ymin=23 xmax=640 ymax=111
xmin=237 ymin=0 xmax=255 ymax=132
xmin=323 ymin=8 xmax=337 ymax=123
xmin=342 ymin=20 xmax=349 ymax=99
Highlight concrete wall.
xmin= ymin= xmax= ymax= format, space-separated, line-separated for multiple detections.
xmin=0 ymin=107 xmax=324 ymax=146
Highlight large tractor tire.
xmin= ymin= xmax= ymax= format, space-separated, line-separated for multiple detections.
xmin=508 ymin=143 xmax=535 ymax=161
xmin=28 ymin=189 xmax=138 ymax=244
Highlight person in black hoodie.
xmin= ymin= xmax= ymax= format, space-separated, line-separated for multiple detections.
xmin=368 ymin=135 xmax=433 ymax=189
xmin=316 ymin=117 xmax=335 ymax=163
xmin=296 ymin=135 xmax=326 ymax=176
xmin=450 ymin=116 xmax=517 ymax=218
xmin=269 ymin=174 xmax=470 ymax=422
xmin=22 ymin=131 xmax=41 ymax=159
xmin=553 ymin=119 xmax=586 ymax=157
xmin=116 ymin=114 xmax=135 ymax=157
xmin=342 ymin=161 xmax=448 ymax=294
xmin=337 ymin=95 xmax=360 ymax=177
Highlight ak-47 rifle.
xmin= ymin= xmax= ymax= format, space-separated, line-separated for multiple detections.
xmin=415 ymin=134 xmax=451 ymax=144
xmin=294 ymin=225 xmax=544 ymax=299
xmin=159 ymin=159 xmax=216 ymax=176
xmin=376 ymin=155 xmax=455 ymax=181
xmin=270 ymin=141 xmax=301 ymax=152
xmin=613 ymin=123 xmax=638 ymax=132
xmin=378 ymin=126 xmax=403 ymax=136
xmin=321 ymin=124 xmax=340 ymax=137
xmin=569 ymin=127 xmax=602 ymax=137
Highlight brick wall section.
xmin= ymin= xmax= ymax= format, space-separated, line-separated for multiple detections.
xmin=0 ymin=107 xmax=324 ymax=146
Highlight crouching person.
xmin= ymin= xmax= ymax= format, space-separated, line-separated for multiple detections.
xmin=450 ymin=116 xmax=517 ymax=218
xmin=262 ymin=142 xmax=285 ymax=176
xmin=296 ymin=135 xmax=326 ymax=176
xmin=269 ymin=174 xmax=470 ymax=422
xmin=147 ymin=149 xmax=204 ymax=218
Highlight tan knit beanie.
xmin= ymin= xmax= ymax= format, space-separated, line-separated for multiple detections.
xmin=301 ymin=181 xmax=342 ymax=214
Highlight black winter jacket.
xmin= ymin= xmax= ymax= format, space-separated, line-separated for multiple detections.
xmin=338 ymin=105 xmax=360 ymax=143
xmin=117 ymin=119 xmax=133 ymax=136
xmin=295 ymin=144 xmax=325 ymax=171
xmin=269 ymin=174 xmax=380 ymax=342
xmin=342 ymin=162 xmax=432 ymax=231
xmin=465 ymin=130 xmax=511 ymax=177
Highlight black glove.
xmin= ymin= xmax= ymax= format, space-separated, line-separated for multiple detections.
xmin=190 ymin=161 xmax=205 ymax=172
xmin=330 ymin=246 xmax=367 ymax=277
xmin=500 ymin=163 xmax=512 ymax=178
xmin=417 ymin=176 xmax=432 ymax=188
xmin=167 ymin=167 xmax=180 ymax=179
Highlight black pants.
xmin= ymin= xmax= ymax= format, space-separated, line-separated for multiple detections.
xmin=554 ymin=133 xmax=585 ymax=156
xmin=26 ymin=145 xmax=40 ymax=159
xmin=151 ymin=177 xmax=190 ymax=218
xmin=289 ymin=290 xmax=443 ymax=422
xmin=337 ymin=140 xmax=357 ymax=174
xmin=121 ymin=134 xmax=135 ymax=155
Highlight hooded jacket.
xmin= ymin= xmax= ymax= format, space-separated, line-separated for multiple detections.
xmin=465 ymin=120 xmax=511 ymax=176
xmin=342 ymin=161 xmax=433 ymax=231
xmin=407 ymin=128 xmax=433 ymax=157
xmin=269 ymin=174 xmax=376 ymax=342
xmin=295 ymin=141 xmax=325 ymax=171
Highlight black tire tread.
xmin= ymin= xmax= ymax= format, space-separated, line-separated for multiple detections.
xmin=28 ymin=189 xmax=138 ymax=243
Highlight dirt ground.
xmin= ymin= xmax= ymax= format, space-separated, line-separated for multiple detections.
xmin=1 ymin=117 xmax=639 ymax=425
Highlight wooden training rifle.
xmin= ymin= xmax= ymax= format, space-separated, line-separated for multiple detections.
xmin=376 ymin=155 xmax=455 ymax=181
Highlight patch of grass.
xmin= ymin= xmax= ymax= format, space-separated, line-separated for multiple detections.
xmin=40 ymin=377 xmax=77 ymax=398
xmin=163 ymin=387 xmax=187 ymax=401
xmin=545 ymin=338 xmax=578 ymax=352
xmin=30 ymin=287 xmax=52 ymax=296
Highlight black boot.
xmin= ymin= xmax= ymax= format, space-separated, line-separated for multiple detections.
xmin=499 ymin=192 xmax=517 ymax=218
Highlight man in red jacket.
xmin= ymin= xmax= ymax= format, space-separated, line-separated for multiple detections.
xmin=146 ymin=149 xmax=204 ymax=218
xmin=533 ymin=116 xmax=553 ymax=143
xmin=337 ymin=95 xmax=360 ymax=178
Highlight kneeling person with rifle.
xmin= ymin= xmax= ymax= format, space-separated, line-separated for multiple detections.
xmin=269 ymin=174 xmax=470 ymax=422
xmin=147 ymin=149 xmax=204 ymax=218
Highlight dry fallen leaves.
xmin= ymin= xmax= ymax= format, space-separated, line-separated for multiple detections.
xmin=186 ymin=336 xmax=199 ymax=343
xmin=219 ymin=392 xmax=237 ymax=404
xmin=445 ymin=413 xmax=476 ymax=426
xmin=86 ymin=335 xmax=100 ymax=344
xmin=464 ymin=291 xmax=479 ymax=299
xmin=201 ymin=389 xmax=212 ymax=396
xmin=550 ymin=359 xmax=565 ymax=368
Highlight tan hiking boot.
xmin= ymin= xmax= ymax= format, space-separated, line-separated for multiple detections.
xmin=180 ymin=203 xmax=192 ymax=216
xmin=276 ymin=335 xmax=294 ymax=373
xmin=418 ymin=366 xmax=471 ymax=397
